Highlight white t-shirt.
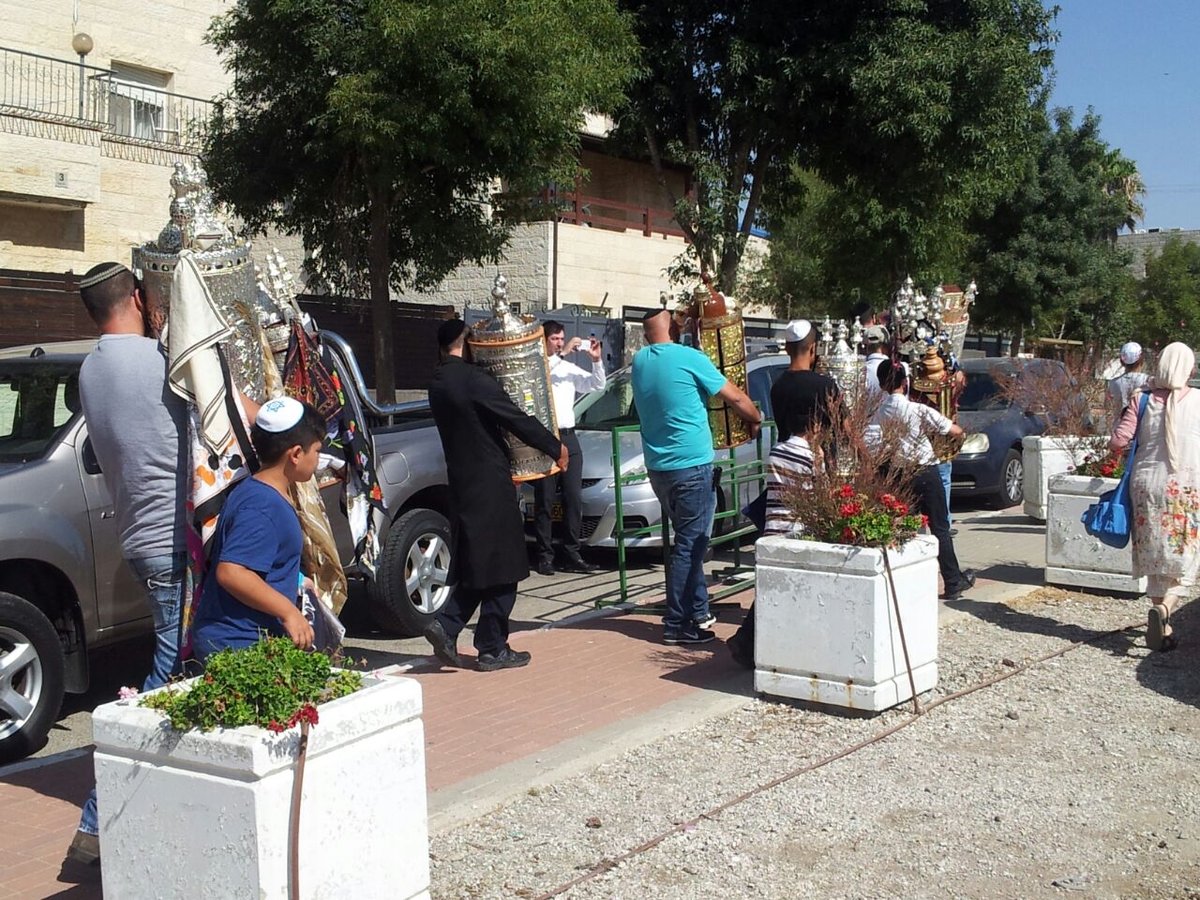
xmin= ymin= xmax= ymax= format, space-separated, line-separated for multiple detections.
xmin=1106 ymin=371 xmax=1151 ymax=422
xmin=864 ymin=353 xmax=889 ymax=395
xmin=865 ymin=393 xmax=953 ymax=467
xmin=548 ymin=353 xmax=605 ymax=429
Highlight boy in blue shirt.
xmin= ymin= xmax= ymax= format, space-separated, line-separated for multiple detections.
xmin=191 ymin=397 xmax=324 ymax=661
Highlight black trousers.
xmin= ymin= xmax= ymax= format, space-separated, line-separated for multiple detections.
xmin=912 ymin=465 xmax=967 ymax=591
xmin=435 ymin=582 xmax=517 ymax=656
xmin=534 ymin=428 xmax=584 ymax=562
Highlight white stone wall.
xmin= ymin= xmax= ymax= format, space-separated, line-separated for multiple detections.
xmin=2 ymin=0 xmax=229 ymax=97
xmin=554 ymin=222 xmax=686 ymax=312
xmin=405 ymin=221 xmax=554 ymax=312
xmin=0 ymin=0 xmax=231 ymax=273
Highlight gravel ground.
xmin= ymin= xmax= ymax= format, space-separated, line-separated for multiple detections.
xmin=430 ymin=588 xmax=1200 ymax=899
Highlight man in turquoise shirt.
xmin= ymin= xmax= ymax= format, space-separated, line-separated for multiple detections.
xmin=632 ymin=308 xmax=763 ymax=644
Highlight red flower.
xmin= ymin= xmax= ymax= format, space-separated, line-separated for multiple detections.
xmin=892 ymin=502 xmax=909 ymax=515
xmin=838 ymin=501 xmax=863 ymax=517
xmin=267 ymin=720 xmax=286 ymax=734
xmin=837 ymin=484 xmax=855 ymax=499
xmin=841 ymin=526 xmax=857 ymax=543
xmin=286 ymin=704 xmax=320 ymax=729
xmin=920 ymin=514 xmax=930 ymax=528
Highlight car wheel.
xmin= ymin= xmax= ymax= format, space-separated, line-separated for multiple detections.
xmin=988 ymin=448 xmax=1024 ymax=509
xmin=368 ymin=509 xmax=454 ymax=636
xmin=0 ymin=592 xmax=65 ymax=764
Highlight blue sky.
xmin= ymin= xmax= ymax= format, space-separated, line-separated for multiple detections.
xmin=1049 ymin=0 xmax=1200 ymax=229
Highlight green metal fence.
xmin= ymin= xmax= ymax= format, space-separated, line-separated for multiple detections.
xmin=601 ymin=419 xmax=777 ymax=608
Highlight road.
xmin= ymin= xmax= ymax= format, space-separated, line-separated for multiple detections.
xmin=28 ymin=498 xmax=1047 ymax=759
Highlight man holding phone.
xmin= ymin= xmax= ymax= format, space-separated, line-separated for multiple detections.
xmin=534 ymin=320 xmax=606 ymax=574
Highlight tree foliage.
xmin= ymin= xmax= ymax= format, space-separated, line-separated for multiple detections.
xmin=968 ymin=107 xmax=1142 ymax=352
xmin=203 ymin=0 xmax=637 ymax=400
xmin=1137 ymin=237 xmax=1200 ymax=349
xmin=615 ymin=0 xmax=1055 ymax=296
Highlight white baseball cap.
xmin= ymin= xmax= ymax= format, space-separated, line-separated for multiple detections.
xmin=783 ymin=319 xmax=812 ymax=343
xmin=1120 ymin=341 xmax=1143 ymax=365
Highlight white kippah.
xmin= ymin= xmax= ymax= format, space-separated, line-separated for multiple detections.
xmin=1120 ymin=341 xmax=1142 ymax=365
xmin=783 ymin=319 xmax=812 ymax=343
xmin=256 ymin=397 xmax=305 ymax=433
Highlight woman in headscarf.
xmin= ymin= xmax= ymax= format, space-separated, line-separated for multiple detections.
xmin=1111 ymin=342 xmax=1200 ymax=651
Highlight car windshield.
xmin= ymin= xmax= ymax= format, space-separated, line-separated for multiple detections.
xmin=575 ymin=370 xmax=638 ymax=429
xmin=0 ymin=364 xmax=80 ymax=463
xmin=957 ymin=373 xmax=1008 ymax=411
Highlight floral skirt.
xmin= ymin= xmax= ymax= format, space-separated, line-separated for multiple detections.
xmin=1131 ymin=470 xmax=1200 ymax=582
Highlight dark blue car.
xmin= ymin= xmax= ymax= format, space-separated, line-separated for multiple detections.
xmin=950 ymin=357 xmax=1071 ymax=508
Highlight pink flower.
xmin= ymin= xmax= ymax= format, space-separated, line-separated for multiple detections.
xmin=117 ymin=686 xmax=140 ymax=700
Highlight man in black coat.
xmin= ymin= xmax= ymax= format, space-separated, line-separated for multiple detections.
xmin=423 ymin=319 xmax=568 ymax=671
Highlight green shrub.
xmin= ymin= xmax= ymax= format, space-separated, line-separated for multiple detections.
xmin=140 ymin=637 xmax=362 ymax=733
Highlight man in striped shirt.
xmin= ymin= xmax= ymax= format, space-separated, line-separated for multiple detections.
xmin=728 ymin=319 xmax=833 ymax=668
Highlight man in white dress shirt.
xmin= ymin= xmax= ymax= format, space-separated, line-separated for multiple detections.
xmin=862 ymin=324 xmax=891 ymax=396
xmin=534 ymin=320 xmax=606 ymax=574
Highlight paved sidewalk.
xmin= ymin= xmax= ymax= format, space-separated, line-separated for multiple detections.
xmin=0 ymin=501 xmax=1038 ymax=898
xmin=0 ymin=590 xmax=755 ymax=899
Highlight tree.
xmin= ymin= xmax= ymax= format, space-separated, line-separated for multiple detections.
xmin=613 ymin=0 xmax=1055 ymax=295
xmin=968 ymin=107 xmax=1140 ymax=354
xmin=203 ymin=0 xmax=637 ymax=401
xmin=1137 ymin=237 xmax=1200 ymax=349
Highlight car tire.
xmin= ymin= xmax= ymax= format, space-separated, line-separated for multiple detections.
xmin=368 ymin=509 xmax=454 ymax=636
xmin=0 ymin=592 xmax=65 ymax=765
xmin=988 ymin=448 xmax=1025 ymax=509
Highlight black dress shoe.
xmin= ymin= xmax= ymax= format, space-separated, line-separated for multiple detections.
xmin=535 ymin=559 xmax=556 ymax=576
xmin=476 ymin=646 xmax=532 ymax=671
xmin=423 ymin=619 xmax=464 ymax=668
xmin=559 ymin=555 xmax=601 ymax=574
xmin=942 ymin=570 xmax=977 ymax=602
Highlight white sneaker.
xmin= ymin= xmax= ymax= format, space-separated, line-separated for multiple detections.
xmin=696 ymin=613 xmax=717 ymax=629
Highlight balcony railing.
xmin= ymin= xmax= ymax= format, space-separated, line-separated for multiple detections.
xmin=0 ymin=46 xmax=211 ymax=151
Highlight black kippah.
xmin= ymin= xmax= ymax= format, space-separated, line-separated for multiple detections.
xmin=437 ymin=317 xmax=468 ymax=349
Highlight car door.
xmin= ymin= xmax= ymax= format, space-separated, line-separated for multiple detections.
xmin=76 ymin=425 xmax=146 ymax=628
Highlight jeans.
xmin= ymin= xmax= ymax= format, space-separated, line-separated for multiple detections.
xmin=648 ymin=464 xmax=717 ymax=632
xmin=937 ymin=460 xmax=953 ymax=527
xmin=79 ymin=551 xmax=189 ymax=836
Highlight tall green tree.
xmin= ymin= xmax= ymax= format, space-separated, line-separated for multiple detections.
xmin=968 ymin=107 xmax=1141 ymax=353
xmin=1137 ymin=237 xmax=1200 ymax=349
xmin=203 ymin=0 xmax=636 ymax=401
xmin=614 ymin=0 xmax=1055 ymax=295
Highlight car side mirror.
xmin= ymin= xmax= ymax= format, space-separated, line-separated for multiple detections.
xmin=82 ymin=438 xmax=102 ymax=475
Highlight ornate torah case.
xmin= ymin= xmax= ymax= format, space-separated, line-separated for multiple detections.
xmin=468 ymin=274 xmax=559 ymax=482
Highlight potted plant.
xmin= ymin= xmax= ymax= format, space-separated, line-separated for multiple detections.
xmin=91 ymin=638 xmax=430 ymax=900
xmin=754 ymin=408 xmax=940 ymax=713
xmin=1044 ymin=451 xmax=1147 ymax=593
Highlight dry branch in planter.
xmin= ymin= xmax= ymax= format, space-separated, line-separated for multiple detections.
xmin=777 ymin=392 xmax=928 ymax=548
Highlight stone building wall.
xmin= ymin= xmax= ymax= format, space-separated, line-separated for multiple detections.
xmin=0 ymin=0 xmax=231 ymax=273
xmin=1116 ymin=228 xmax=1200 ymax=279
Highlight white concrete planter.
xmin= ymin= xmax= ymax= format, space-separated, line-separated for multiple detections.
xmin=754 ymin=534 xmax=939 ymax=713
xmin=92 ymin=673 xmax=429 ymax=900
xmin=1022 ymin=435 xmax=1106 ymax=520
xmin=1045 ymin=473 xmax=1147 ymax=594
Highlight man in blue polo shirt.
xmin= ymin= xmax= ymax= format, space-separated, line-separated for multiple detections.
xmin=632 ymin=308 xmax=763 ymax=644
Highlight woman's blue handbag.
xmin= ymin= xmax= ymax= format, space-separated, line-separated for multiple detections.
xmin=1081 ymin=392 xmax=1149 ymax=549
